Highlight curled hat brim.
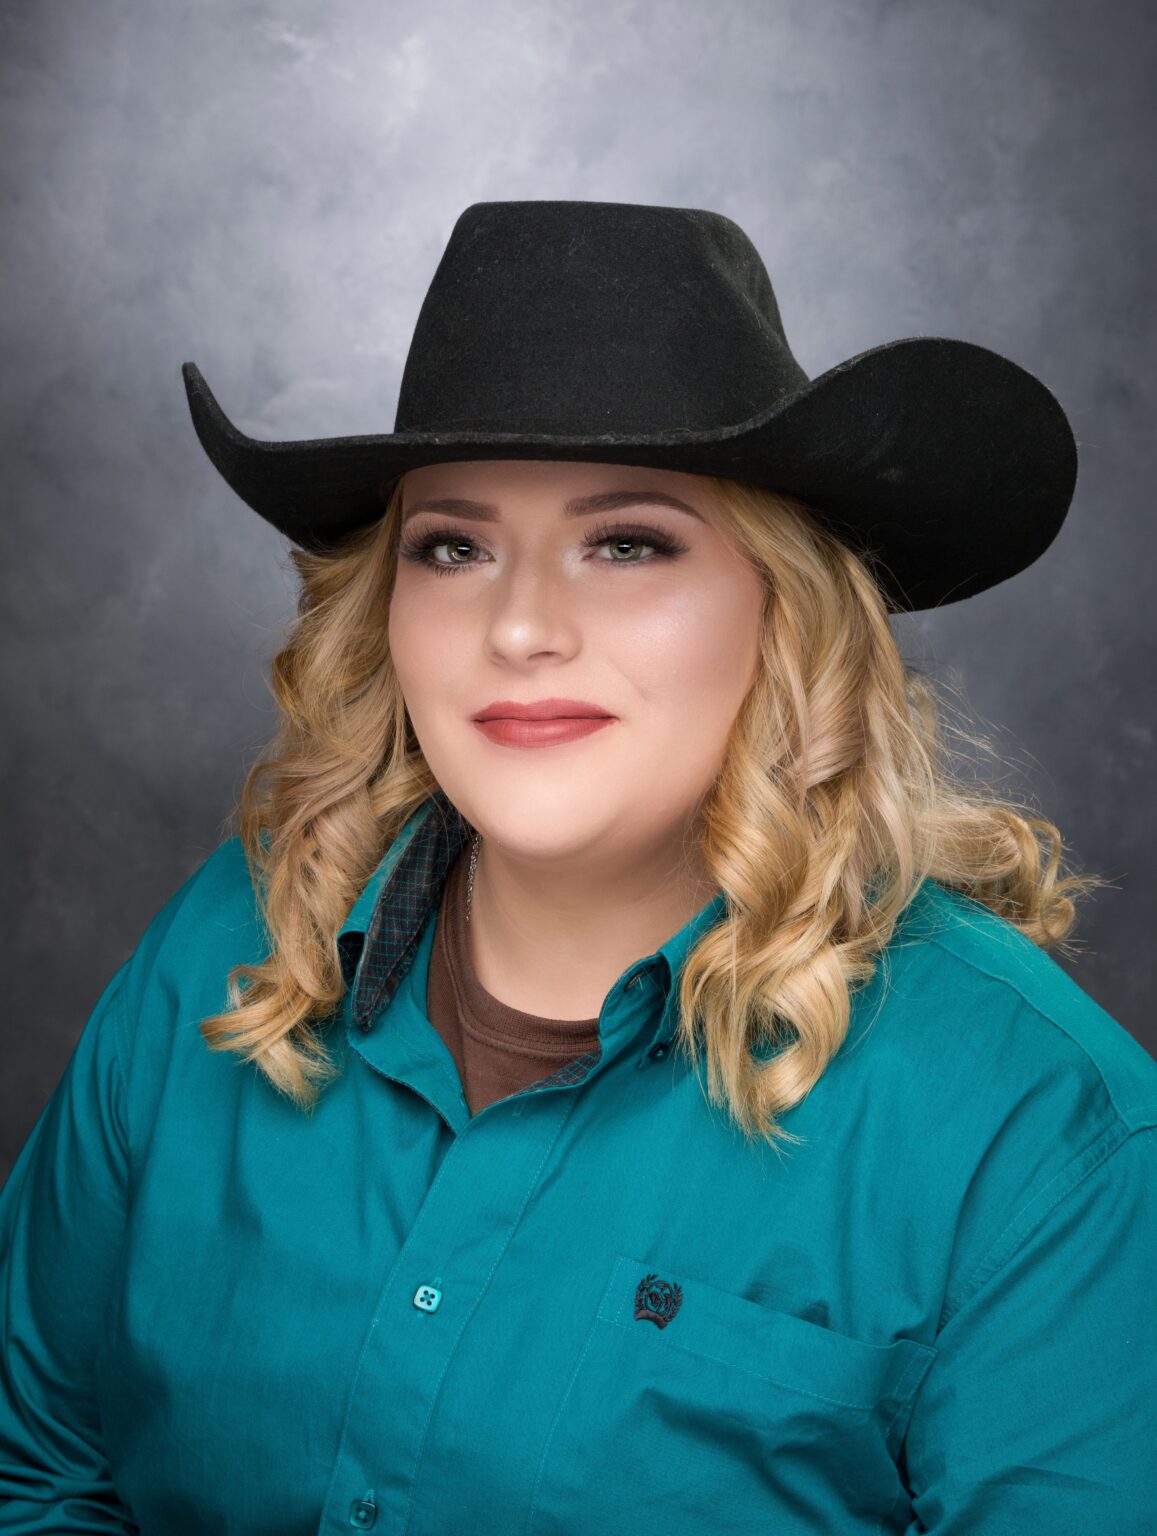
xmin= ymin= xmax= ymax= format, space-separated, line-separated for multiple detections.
xmin=181 ymin=333 xmax=1077 ymax=615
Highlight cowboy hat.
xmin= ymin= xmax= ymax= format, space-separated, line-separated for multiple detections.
xmin=181 ymin=198 xmax=1078 ymax=614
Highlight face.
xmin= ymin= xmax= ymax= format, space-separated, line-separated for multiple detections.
xmin=388 ymin=458 xmax=766 ymax=882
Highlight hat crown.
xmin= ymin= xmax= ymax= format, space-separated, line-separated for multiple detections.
xmin=393 ymin=200 xmax=810 ymax=438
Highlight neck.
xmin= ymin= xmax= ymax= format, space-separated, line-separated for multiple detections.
xmin=465 ymin=833 xmax=718 ymax=1020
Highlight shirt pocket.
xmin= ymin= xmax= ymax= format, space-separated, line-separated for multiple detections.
xmin=525 ymin=1251 xmax=936 ymax=1536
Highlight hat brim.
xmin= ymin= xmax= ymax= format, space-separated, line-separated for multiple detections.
xmin=181 ymin=335 xmax=1077 ymax=614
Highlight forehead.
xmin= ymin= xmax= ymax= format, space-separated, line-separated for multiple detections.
xmin=400 ymin=457 xmax=715 ymax=506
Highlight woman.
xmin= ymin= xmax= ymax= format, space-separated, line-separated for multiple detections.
xmin=2 ymin=200 xmax=1154 ymax=1534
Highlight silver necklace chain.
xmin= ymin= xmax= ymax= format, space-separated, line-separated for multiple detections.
xmin=466 ymin=831 xmax=481 ymax=924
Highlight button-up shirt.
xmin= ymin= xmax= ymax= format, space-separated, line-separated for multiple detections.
xmin=2 ymin=790 xmax=1156 ymax=1533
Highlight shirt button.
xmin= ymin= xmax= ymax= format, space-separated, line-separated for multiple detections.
xmin=348 ymin=1493 xmax=377 ymax=1528
xmin=413 ymin=1283 xmax=443 ymax=1312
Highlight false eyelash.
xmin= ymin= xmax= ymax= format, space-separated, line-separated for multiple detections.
xmin=397 ymin=518 xmax=689 ymax=576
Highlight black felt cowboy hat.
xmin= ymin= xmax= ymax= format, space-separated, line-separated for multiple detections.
xmin=181 ymin=198 xmax=1079 ymax=614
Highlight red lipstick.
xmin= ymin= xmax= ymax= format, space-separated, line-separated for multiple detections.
xmin=472 ymin=697 xmax=612 ymax=721
xmin=474 ymin=717 xmax=615 ymax=748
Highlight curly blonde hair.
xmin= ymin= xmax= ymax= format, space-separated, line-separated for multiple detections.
xmin=199 ymin=472 xmax=1107 ymax=1150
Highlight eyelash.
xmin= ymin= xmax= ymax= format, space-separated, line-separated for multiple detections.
xmin=397 ymin=519 xmax=689 ymax=577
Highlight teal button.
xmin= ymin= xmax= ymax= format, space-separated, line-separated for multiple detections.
xmin=348 ymin=1491 xmax=377 ymax=1528
xmin=413 ymin=1283 xmax=442 ymax=1312
xmin=637 ymin=1037 xmax=671 ymax=1068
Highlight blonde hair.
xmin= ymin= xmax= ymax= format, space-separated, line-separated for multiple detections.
xmin=199 ymin=473 xmax=1108 ymax=1150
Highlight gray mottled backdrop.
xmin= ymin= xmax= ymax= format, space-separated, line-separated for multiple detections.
xmin=2 ymin=0 xmax=1154 ymax=1180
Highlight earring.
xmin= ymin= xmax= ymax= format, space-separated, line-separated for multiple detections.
xmin=466 ymin=831 xmax=481 ymax=924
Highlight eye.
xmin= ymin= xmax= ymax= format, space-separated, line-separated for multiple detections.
xmin=397 ymin=519 xmax=689 ymax=576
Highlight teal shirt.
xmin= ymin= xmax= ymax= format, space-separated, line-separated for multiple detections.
xmin=2 ymin=791 xmax=1156 ymax=1534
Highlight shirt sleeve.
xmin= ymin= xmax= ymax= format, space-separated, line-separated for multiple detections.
xmin=900 ymin=1121 xmax=1157 ymax=1534
xmin=0 ymin=958 xmax=140 ymax=1533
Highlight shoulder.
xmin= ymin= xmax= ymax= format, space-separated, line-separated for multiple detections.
xmin=862 ymin=877 xmax=1157 ymax=1135
xmin=118 ymin=835 xmax=262 ymax=1017
xmin=842 ymin=879 xmax=1157 ymax=1322
xmin=110 ymin=837 xmax=266 ymax=1126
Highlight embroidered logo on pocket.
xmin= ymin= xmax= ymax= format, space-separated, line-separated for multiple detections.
xmin=634 ymin=1273 xmax=684 ymax=1329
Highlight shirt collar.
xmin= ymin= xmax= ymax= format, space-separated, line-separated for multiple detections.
xmin=337 ymin=790 xmax=727 ymax=1056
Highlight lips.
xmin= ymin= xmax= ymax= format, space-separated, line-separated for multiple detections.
xmin=474 ymin=716 xmax=615 ymax=748
xmin=472 ymin=697 xmax=612 ymax=722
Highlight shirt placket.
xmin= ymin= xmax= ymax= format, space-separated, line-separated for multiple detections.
xmin=316 ymin=934 xmax=663 ymax=1535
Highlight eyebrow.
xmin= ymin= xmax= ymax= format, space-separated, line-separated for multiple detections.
xmin=400 ymin=489 xmax=705 ymax=525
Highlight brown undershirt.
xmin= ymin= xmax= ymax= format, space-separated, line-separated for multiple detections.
xmin=425 ymin=843 xmax=602 ymax=1117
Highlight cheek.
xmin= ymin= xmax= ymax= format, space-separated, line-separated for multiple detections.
xmin=387 ymin=581 xmax=460 ymax=689
xmin=387 ymin=593 xmax=438 ymax=714
xmin=622 ymin=582 xmax=760 ymax=706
